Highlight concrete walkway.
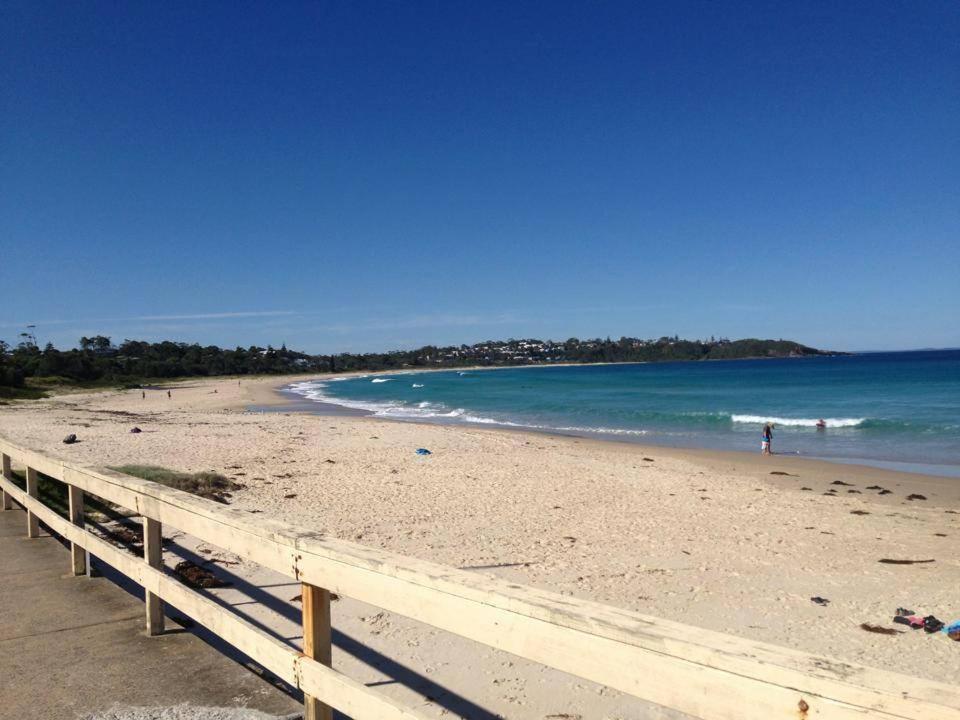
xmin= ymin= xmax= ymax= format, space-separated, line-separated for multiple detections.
xmin=0 ymin=507 xmax=301 ymax=720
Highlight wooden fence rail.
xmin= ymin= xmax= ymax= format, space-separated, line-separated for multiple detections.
xmin=0 ymin=436 xmax=957 ymax=720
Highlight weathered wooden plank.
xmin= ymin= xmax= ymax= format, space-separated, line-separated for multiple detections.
xmin=302 ymin=583 xmax=333 ymax=720
xmin=1 ymin=453 xmax=12 ymax=510
xmin=62 ymin=463 xmax=303 ymax=579
xmin=25 ymin=466 xmax=39 ymax=538
xmin=0 ymin=477 xmax=431 ymax=720
xmin=2 ymin=437 xmax=958 ymax=720
xmin=296 ymin=654 xmax=435 ymax=720
xmin=67 ymin=485 xmax=86 ymax=575
xmin=13 ymin=446 xmax=65 ymax=483
xmin=144 ymin=517 xmax=164 ymax=635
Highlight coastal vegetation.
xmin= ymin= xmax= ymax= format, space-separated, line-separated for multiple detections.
xmin=111 ymin=465 xmax=244 ymax=504
xmin=0 ymin=335 xmax=828 ymax=394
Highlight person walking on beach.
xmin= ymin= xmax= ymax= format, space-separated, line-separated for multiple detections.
xmin=761 ymin=423 xmax=773 ymax=455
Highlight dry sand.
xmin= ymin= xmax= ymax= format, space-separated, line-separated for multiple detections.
xmin=2 ymin=375 xmax=958 ymax=719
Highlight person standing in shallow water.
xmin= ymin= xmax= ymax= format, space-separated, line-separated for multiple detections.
xmin=761 ymin=423 xmax=773 ymax=455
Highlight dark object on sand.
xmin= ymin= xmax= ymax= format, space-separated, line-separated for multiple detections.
xmin=769 ymin=471 xmax=795 ymax=476
xmin=895 ymin=614 xmax=946 ymax=633
xmin=850 ymin=510 xmax=870 ymax=515
xmin=324 ymin=458 xmax=336 ymax=464
xmin=830 ymin=480 xmax=853 ymax=486
xmin=879 ymin=489 xmax=893 ymax=495
xmin=283 ymin=493 xmax=297 ymax=499
xmin=107 ymin=525 xmax=144 ymax=547
xmin=896 ymin=608 xmax=915 ymax=616
xmin=894 ymin=615 xmax=924 ymax=629
xmin=879 ymin=558 xmax=935 ymax=565
xmin=416 ymin=448 xmax=432 ymax=455
xmin=63 ymin=434 xmax=77 ymax=444
xmin=173 ymin=560 xmax=229 ymax=589
xmin=130 ymin=427 xmax=142 ymax=434
xmin=801 ymin=487 xmax=812 ymax=491
xmin=906 ymin=494 xmax=927 ymax=501
xmin=847 ymin=489 xmax=861 ymax=494
xmin=810 ymin=596 xmax=830 ymax=606
xmin=866 ymin=485 xmax=883 ymax=490
xmin=642 ymin=457 xmax=655 ymax=462
xmin=860 ymin=623 xmax=902 ymax=635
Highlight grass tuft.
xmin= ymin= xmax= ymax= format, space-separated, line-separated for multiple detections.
xmin=0 ymin=385 xmax=48 ymax=400
xmin=111 ymin=465 xmax=245 ymax=504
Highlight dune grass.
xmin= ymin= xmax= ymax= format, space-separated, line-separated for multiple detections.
xmin=111 ymin=465 xmax=244 ymax=504
xmin=0 ymin=385 xmax=48 ymax=400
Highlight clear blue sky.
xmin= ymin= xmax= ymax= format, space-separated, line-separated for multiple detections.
xmin=2 ymin=1 xmax=957 ymax=353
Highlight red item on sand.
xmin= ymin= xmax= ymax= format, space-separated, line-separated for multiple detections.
xmin=893 ymin=614 xmax=925 ymax=629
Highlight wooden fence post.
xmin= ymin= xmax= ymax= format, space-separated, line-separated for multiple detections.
xmin=1 ymin=454 xmax=12 ymax=510
xmin=68 ymin=485 xmax=86 ymax=575
xmin=25 ymin=467 xmax=39 ymax=538
xmin=144 ymin=517 xmax=164 ymax=635
xmin=302 ymin=582 xmax=333 ymax=720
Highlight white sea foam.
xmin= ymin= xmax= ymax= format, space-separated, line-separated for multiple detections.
xmin=412 ymin=383 xmax=424 ymax=388
xmin=459 ymin=414 xmax=648 ymax=435
xmin=284 ymin=380 xmax=647 ymax=436
xmin=371 ymin=378 xmax=392 ymax=383
xmin=731 ymin=415 xmax=865 ymax=428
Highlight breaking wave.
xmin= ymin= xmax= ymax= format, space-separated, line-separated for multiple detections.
xmin=731 ymin=415 xmax=865 ymax=428
xmin=284 ymin=380 xmax=646 ymax=436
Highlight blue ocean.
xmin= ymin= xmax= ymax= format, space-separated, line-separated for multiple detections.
xmin=286 ymin=350 xmax=960 ymax=477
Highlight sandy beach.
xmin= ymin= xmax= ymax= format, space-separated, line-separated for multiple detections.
xmin=1 ymin=375 xmax=958 ymax=718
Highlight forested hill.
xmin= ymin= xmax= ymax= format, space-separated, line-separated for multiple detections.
xmin=0 ymin=335 xmax=831 ymax=391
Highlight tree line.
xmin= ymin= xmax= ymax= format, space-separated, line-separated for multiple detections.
xmin=0 ymin=334 xmax=828 ymax=394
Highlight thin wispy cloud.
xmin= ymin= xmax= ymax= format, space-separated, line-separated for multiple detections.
xmin=135 ymin=311 xmax=297 ymax=321
xmin=0 ymin=310 xmax=296 ymax=329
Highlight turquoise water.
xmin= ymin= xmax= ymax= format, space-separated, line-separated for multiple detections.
xmin=286 ymin=350 xmax=960 ymax=476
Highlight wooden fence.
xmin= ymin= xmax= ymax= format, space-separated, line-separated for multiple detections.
xmin=1 ymin=436 xmax=957 ymax=720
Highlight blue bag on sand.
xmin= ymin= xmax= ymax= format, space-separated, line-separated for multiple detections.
xmin=415 ymin=448 xmax=432 ymax=455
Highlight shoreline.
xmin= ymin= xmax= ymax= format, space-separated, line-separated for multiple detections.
xmin=253 ymin=375 xmax=960 ymax=482
xmin=0 ymin=372 xmax=957 ymax=706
